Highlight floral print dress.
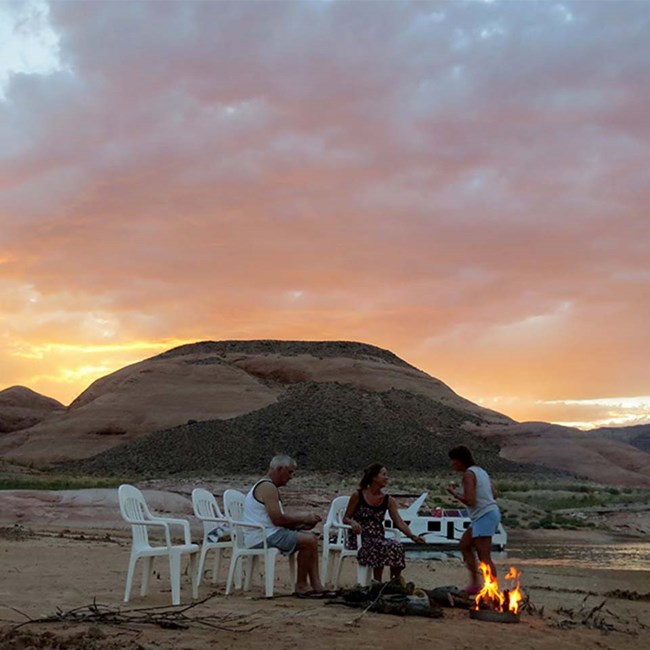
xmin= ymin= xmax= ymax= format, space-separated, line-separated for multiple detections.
xmin=346 ymin=490 xmax=405 ymax=569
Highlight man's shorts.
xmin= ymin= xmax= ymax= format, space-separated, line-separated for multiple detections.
xmin=470 ymin=509 xmax=501 ymax=538
xmin=251 ymin=528 xmax=298 ymax=555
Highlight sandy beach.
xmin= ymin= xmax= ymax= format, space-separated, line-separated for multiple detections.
xmin=1 ymin=521 xmax=648 ymax=650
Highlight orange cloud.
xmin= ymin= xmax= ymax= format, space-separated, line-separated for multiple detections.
xmin=0 ymin=1 xmax=648 ymax=427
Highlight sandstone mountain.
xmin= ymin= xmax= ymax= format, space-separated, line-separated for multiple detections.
xmin=469 ymin=421 xmax=650 ymax=487
xmin=70 ymin=381 xmax=531 ymax=477
xmin=0 ymin=340 xmax=510 ymax=464
xmin=0 ymin=386 xmax=65 ymax=434
xmin=1 ymin=341 xmax=649 ymax=486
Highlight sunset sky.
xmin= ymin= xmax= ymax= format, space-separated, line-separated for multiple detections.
xmin=1 ymin=0 xmax=649 ymax=429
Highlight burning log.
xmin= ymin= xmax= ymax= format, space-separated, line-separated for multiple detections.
xmin=470 ymin=563 xmax=524 ymax=624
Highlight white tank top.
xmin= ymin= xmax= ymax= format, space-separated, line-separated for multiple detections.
xmin=462 ymin=466 xmax=498 ymax=521
xmin=243 ymin=478 xmax=283 ymax=547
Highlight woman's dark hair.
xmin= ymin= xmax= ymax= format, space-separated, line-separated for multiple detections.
xmin=448 ymin=445 xmax=476 ymax=469
xmin=358 ymin=463 xmax=385 ymax=489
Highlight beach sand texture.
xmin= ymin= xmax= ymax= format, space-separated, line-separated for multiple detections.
xmin=1 ymin=528 xmax=648 ymax=650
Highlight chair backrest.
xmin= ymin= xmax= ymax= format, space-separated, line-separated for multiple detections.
xmin=323 ymin=495 xmax=350 ymax=547
xmin=223 ymin=489 xmax=247 ymax=549
xmin=192 ymin=488 xmax=224 ymax=533
xmin=118 ymin=484 xmax=152 ymax=548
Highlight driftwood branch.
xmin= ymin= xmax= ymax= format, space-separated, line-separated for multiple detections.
xmin=3 ymin=593 xmax=261 ymax=636
xmin=552 ymin=597 xmax=644 ymax=636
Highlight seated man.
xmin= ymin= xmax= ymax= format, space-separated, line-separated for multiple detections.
xmin=243 ymin=454 xmax=333 ymax=597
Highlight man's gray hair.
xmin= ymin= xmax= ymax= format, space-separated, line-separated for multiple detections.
xmin=269 ymin=454 xmax=297 ymax=470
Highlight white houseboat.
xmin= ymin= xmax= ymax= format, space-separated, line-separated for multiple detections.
xmin=384 ymin=492 xmax=508 ymax=550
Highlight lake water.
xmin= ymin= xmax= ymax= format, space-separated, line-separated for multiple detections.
xmin=406 ymin=542 xmax=650 ymax=571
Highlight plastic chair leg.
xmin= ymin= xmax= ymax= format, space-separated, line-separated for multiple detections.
xmin=196 ymin=542 xmax=209 ymax=587
xmin=321 ymin=547 xmax=330 ymax=584
xmin=225 ymin=553 xmax=240 ymax=595
xmin=124 ymin=553 xmax=138 ymax=603
xmin=243 ymin=556 xmax=254 ymax=591
xmin=333 ymin=554 xmax=344 ymax=589
xmin=251 ymin=556 xmax=263 ymax=587
xmin=212 ymin=548 xmax=222 ymax=584
xmin=357 ymin=564 xmax=371 ymax=587
xmin=140 ymin=556 xmax=154 ymax=596
xmin=264 ymin=552 xmax=276 ymax=598
xmin=234 ymin=557 xmax=243 ymax=590
xmin=169 ymin=552 xmax=181 ymax=606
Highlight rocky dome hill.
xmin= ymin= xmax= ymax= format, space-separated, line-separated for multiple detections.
xmin=70 ymin=381 xmax=533 ymax=477
xmin=0 ymin=340 xmax=511 ymax=464
xmin=0 ymin=386 xmax=65 ymax=434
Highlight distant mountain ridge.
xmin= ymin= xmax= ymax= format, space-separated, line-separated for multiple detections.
xmin=1 ymin=340 xmax=649 ymax=486
xmin=594 ymin=424 xmax=650 ymax=453
xmin=0 ymin=386 xmax=65 ymax=434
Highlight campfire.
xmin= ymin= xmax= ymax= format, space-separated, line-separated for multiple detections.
xmin=470 ymin=563 xmax=524 ymax=624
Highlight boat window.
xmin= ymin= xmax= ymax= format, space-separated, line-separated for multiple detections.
xmin=427 ymin=521 xmax=441 ymax=532
xmin=463 ymin=522 xmax=470 ymax=529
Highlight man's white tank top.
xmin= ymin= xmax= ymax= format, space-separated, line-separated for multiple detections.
xmin=243 ymin=478 xmax=283 ymax=547
xmin=461 ymin=466 xmax=498 ymax=521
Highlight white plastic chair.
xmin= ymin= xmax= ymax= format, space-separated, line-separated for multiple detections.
xmin=118 ymin=484 xmax=199 ymax=606
xmin=323 ymin=495 xmax=401 ymax=588
xmin=321 ymin=496 xmax=355 ymax=585
xmin=191 ymin=488 xmax=234 ymax=588
xmin=223 ymin=489 xmax=296 ymax=598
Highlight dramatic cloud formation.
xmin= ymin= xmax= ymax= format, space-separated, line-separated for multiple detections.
xmin=1 ymin=0 xmax=649 ymax=427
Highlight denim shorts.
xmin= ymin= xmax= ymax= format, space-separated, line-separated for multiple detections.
xmin=251 ymin=528 xmax=298 ymax=555
xmin=471 ymin=509 xmax=501 ymax=538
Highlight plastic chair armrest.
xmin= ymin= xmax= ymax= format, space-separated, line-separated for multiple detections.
xmin=150 ymin=516 xmax=191 ymax=545
xmin=331 ymin=522 xmax=361 ymax=547
xmin=228 ymin=519 xmax=266 ymax=531
xmin=129 ymin=519 xmax=172 ymax=547
xmin=197 ymin=515 xmax=229 ymax=525
xmin=228 ymin=520 xmax=269 ymax=549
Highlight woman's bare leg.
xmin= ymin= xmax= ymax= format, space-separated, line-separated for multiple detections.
xmin=474 ymin=537 xmax=496 ymax=578
xmin=459 ymin=528 xmax=479 ymax=587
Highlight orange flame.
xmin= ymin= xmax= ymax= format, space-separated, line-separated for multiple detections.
xmin=474 ymin=563 xmax=523 ymax=614
xmin=505 ymin=566 xmax=523 ymax=614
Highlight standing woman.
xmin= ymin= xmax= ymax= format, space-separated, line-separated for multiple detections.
xmin=446 ymin=446 xmax=501 ymax=595
xmin=343 ymin=463 xmax=425 ymax=583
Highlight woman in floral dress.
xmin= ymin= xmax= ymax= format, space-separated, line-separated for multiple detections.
xmin=343 ymin=463 xmax=425 ymax=582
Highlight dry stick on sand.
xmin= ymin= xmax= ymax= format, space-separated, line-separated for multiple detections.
xmin=3 ymin=594 xmax=262 ymax=636
xmin=552 ymin=596 xmax=645 ymax=636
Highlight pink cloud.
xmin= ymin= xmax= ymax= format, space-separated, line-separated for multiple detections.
xmin=0 ymin=1 xmax=648 ymax=424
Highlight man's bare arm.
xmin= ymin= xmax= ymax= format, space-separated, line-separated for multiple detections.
xmin=256 ymin=482 xmax=320 ymax=529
